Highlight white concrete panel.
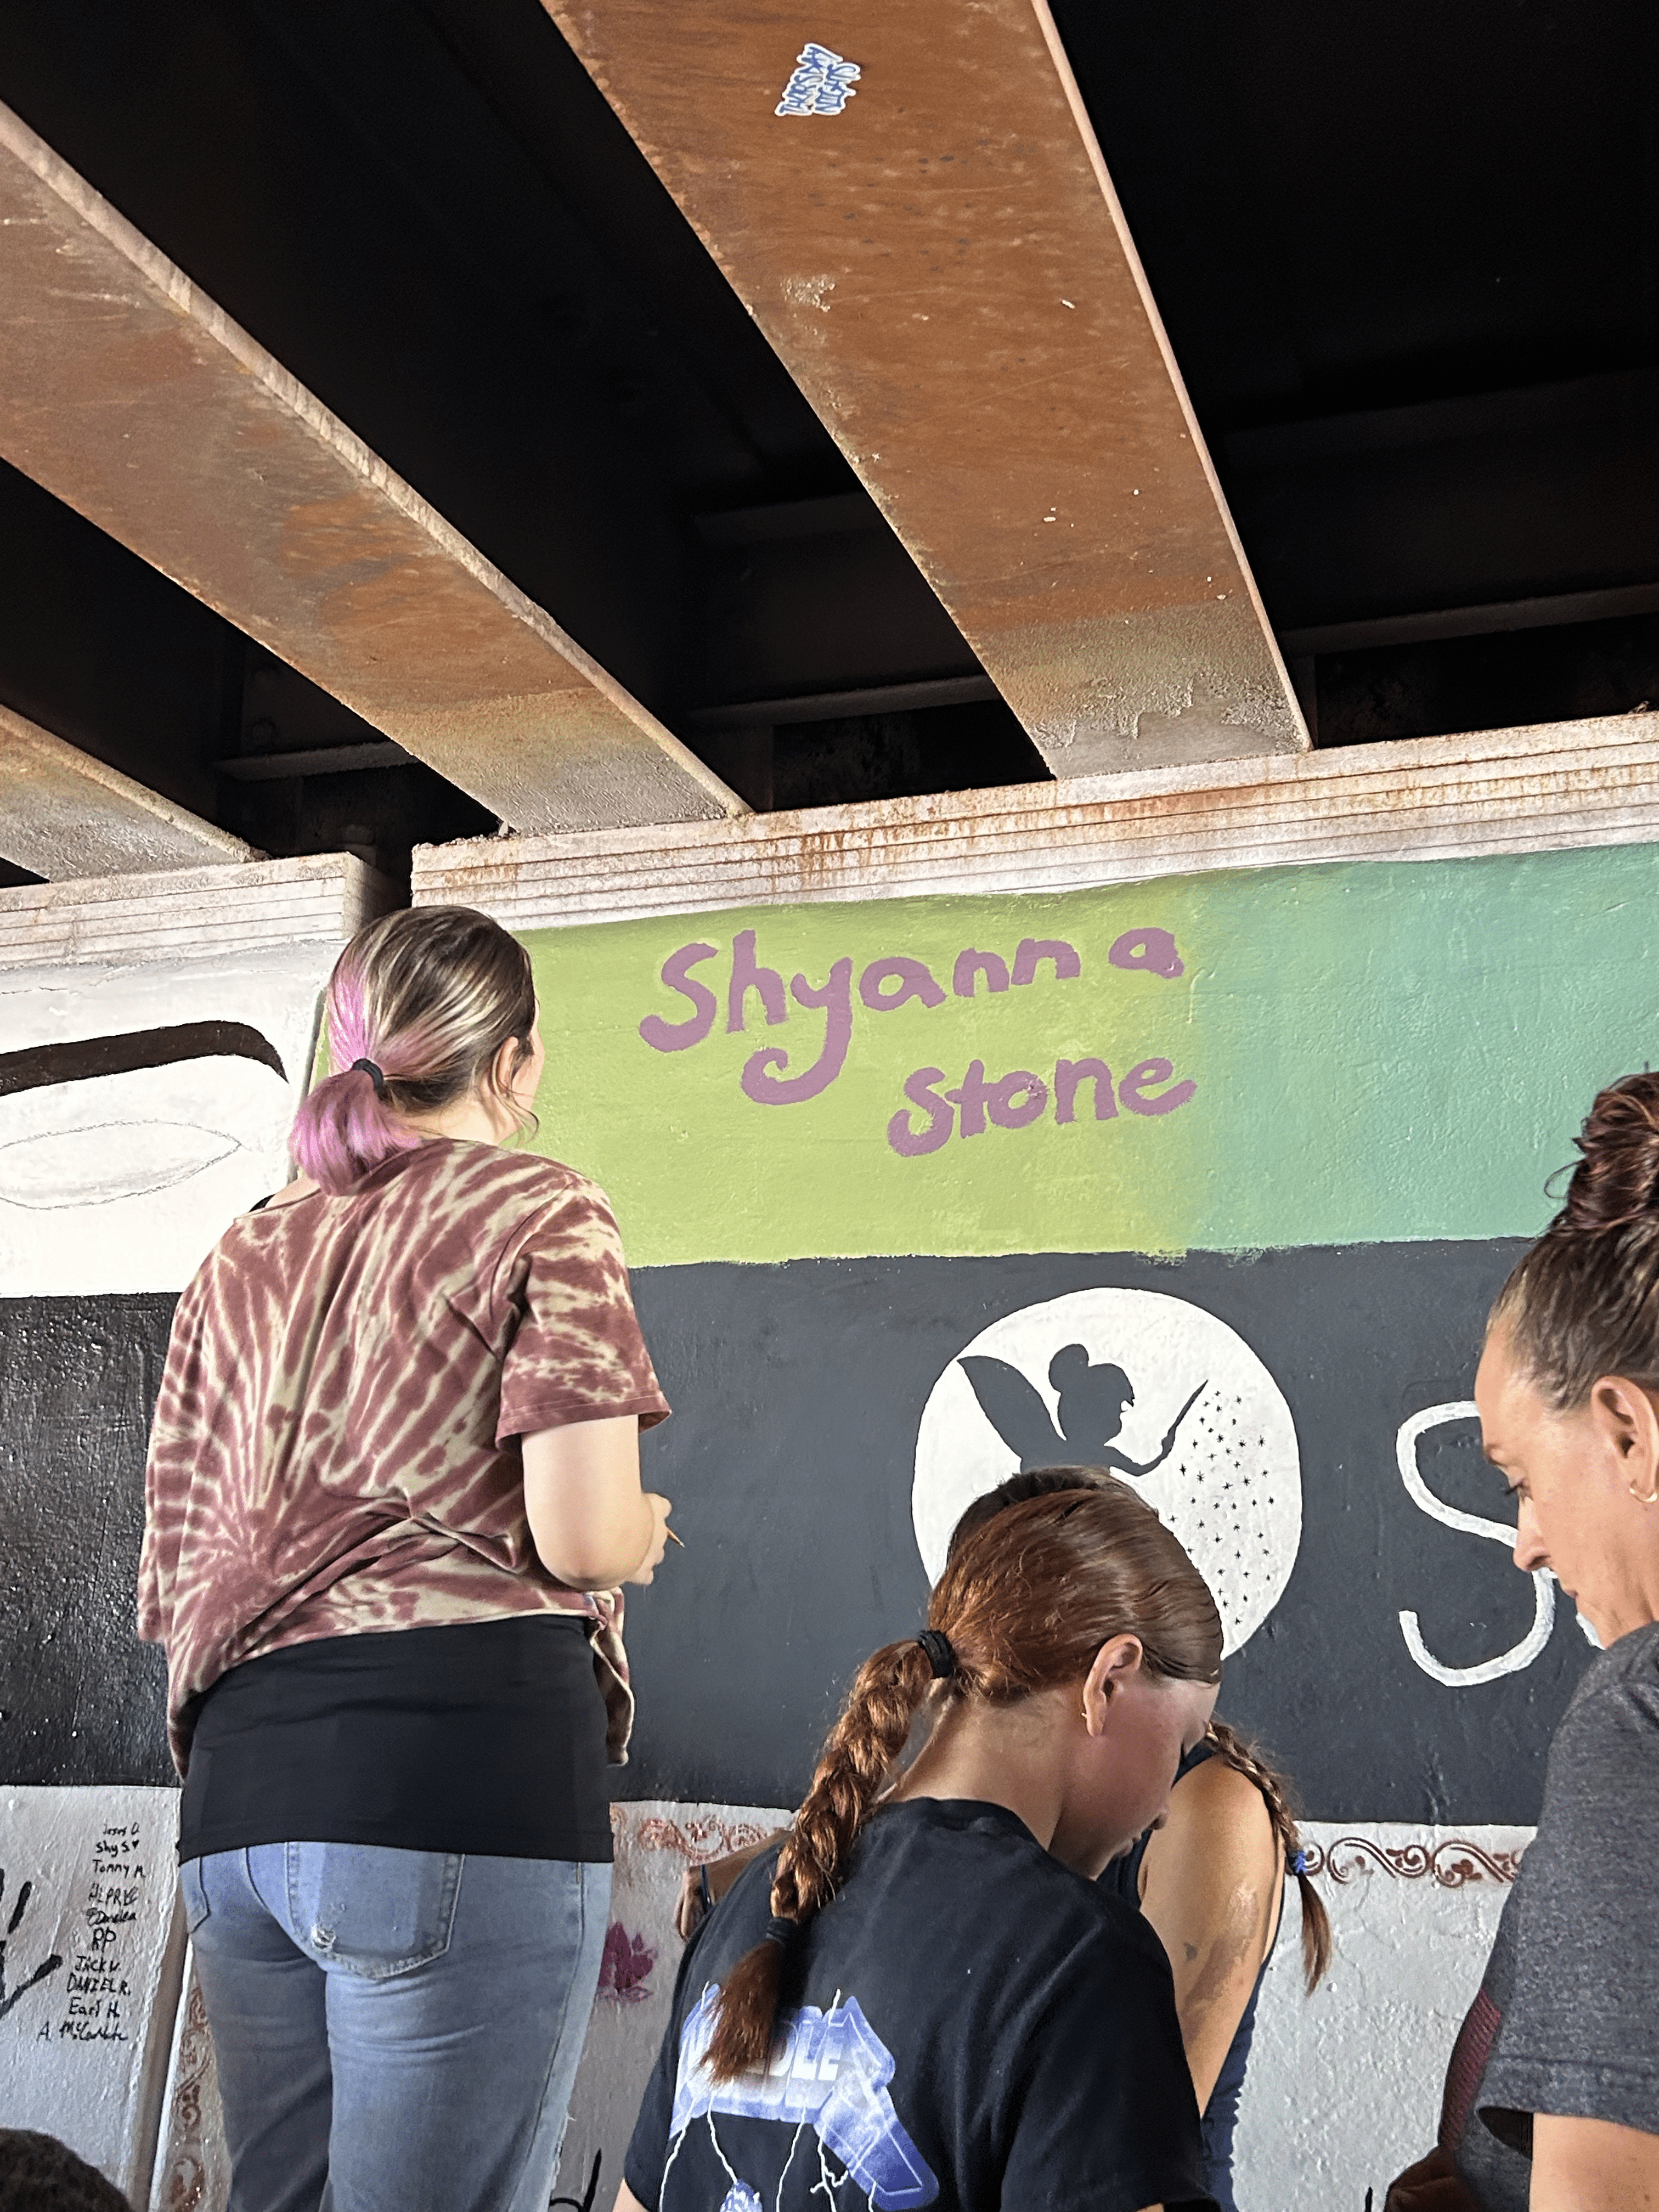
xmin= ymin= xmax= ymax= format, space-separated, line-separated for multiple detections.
xmin=0 ymin=1787 xmax=184 ymax=2207
xmin=0 ymin=943 xmax=336 ymax=1295
xmin=1236 ymin=1822 xmax=1530 ymax=2210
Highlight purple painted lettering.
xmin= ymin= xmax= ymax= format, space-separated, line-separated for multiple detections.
xmin=888 ymin=1068 xmax=954 ymax=1156
xmin=1120 ymin=1057 xmax=1197 ymax=1115
xmin=859 ymin=956 xmax=947 ymax=1012
xmin=727 ymin=929 xmax=788 ymax=1033
xmin=945 ymin=1060 xmax=995 ymax=1137
xmin=952 ymin=948 xmax=1011 ymax=998
xmin=1053 ymin=1057 xmax=1116 ymax=1123
xmin=639 ymin=943 xmax=719 ymax=1052
xmin=1012 ymin=938 xmax=1081 ymax=985
xmin=988 ymin=1070 xmax=1048 ymax=1129
xmin=1109 ymin=928 xmax=1184 ymax=979
xmin=740 ymin=959 xmax=854 ymax=1104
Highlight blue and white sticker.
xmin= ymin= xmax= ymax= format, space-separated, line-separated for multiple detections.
xmin=776 ymin=43 xmax=861 ymax=117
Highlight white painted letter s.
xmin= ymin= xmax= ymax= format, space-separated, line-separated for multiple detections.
xmin=1396 ymin=1401 xmax=1554 ymax=1686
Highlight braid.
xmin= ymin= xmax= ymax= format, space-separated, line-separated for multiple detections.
xmin=705 ymin=1641 xmax=940 ymax=2080
xmin=1206 ymin=1719 xmax=1331 ymax=1992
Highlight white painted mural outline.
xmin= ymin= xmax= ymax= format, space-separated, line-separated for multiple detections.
xmin=912 ymin=1289 xmax=1302 ymax=1657
xmin=0 ymin=947 xmax=330 ymax=1295
xmin=1395 ymin=1400 xmax=1596 ymax=1684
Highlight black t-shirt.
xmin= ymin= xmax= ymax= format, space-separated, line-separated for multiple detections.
xmin=625 ymin=1797 xmax=1215 ymax=2212
xmin=177 ymin=1616 xmax=613 ymax=1864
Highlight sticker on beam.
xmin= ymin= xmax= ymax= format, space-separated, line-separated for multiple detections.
xmin=776 ymin=43 xmax=861 ymax=116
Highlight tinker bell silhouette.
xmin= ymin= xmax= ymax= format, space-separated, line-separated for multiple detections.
xmin=959 ymin=1344 xmax=1206 ymax=1479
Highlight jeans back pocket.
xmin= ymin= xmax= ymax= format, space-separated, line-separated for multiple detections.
xmin=284 ymin=1843 xmax=463 ymax=1980
xmin=178 ymin=1858 xmax=212 ymax=1936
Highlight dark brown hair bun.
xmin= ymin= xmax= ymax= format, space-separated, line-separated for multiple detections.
xmin=1561 ymin=1070 xmax=1659 ymax=1235
xmin=1492 ymin=1071 xmax=1659 ymax=1408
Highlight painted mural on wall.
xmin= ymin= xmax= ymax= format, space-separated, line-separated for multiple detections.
xmin=507 ymin=843 xmax=1659 ymax=1821
xmin=5 ymin=842 xmax=1656 ymax=2204
xmin=527 ymin=845 xmax=1659 ymax=1268
xmin=0 ymin=945 xmax=329 ymax=1296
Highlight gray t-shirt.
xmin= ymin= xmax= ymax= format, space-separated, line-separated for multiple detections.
xmin=1451 ymin=1618 xmax=1659 ymax=2208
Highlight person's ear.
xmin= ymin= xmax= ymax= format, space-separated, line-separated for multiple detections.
xmin=1591 ymin=1375 xmax=1659 ymax=1503
xmin=1080 ymin=1634 xmax=1146 ymax=1737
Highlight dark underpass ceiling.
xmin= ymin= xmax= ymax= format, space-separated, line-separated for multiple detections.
xmin=1 ymin=0 xmax=1655 ymax=882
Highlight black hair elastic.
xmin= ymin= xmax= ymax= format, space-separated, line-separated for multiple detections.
xmin=350 ymin=1057 xmax=387 ymax=1097
xmin=764 ymin=1913 xmax=798 ymax=1950
xmin=915 ymin=1628 xmax=956 ymax=1679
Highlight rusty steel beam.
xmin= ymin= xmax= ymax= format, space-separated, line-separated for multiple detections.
xmin=544 ymin=0 xmax=1308 ymax=779
xmin=0 ymin=102 xmax=744 ymax=835
xmin=0 ymin=706 xmax=256 ymax=879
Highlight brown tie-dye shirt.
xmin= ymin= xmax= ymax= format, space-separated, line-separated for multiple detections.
xmin=139 ymin=1137 xmax=669 ymax=1775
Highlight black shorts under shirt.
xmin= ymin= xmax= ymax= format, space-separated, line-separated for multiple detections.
xmin=177 ymin=1615 xmax=613 ymax=1865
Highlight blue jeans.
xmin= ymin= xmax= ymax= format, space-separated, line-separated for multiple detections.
xmin=181 ymin=1844 xmax=611 ymax=2212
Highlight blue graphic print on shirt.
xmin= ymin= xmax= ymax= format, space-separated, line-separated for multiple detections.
xmin=669 ymin=1983 xmax=941 ymax=2209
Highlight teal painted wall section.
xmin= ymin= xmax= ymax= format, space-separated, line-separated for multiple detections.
xmin=524 ymin=843 xmax=1659 ymax=1266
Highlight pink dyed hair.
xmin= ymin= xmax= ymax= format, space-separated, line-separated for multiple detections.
xmin=290 ymin=907 xmax=537 ymax=1192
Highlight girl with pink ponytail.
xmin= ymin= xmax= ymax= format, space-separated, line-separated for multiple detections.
xmin=290 ymin=904 xmax=541 ymax=1189
xmin=140 ymin=904 xmax=676 ymax=2212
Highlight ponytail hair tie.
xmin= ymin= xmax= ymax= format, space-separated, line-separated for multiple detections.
xmin=915 ymin=1628 xmax=956 ymax=1680
xmin=763 ymin=1914 xmax=798 ymax=1950
xmin=350 ymin=1058 xmax=387 ymax=1098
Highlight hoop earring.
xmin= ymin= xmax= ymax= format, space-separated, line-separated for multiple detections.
xmin=1630 ymin=1475 xmax=1659 ymax=1506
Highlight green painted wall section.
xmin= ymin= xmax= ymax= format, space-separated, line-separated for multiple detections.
xmin=524 ymin=843 xmax=1659 ymax=1266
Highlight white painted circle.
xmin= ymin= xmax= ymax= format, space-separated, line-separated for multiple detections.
xmin=912 ymin=1289 xmax=1302 ymax=1657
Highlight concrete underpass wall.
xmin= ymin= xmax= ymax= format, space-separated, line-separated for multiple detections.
xmin=0 ymin=855 xmax=386 ymax=2205
xmin=415 ymin=833 xmax=1654 ymax=2207
xmin=5 ymin=827 xmax=1656 ymax=2208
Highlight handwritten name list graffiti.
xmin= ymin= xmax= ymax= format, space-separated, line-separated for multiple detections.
xmin=55 ymin=1821 xmax=146 ymax=2045
xmin=638 ymin=926 xmax=1194 ymax=1157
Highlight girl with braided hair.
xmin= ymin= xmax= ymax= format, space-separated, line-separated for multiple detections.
xmin=677 ymin=1469 xmax=1329 ymax=2211
xmin=952 ymin=1471 xmax=1329 ymax=2212
xmin=623 ymin=1480 xmax=1223 ymax=2212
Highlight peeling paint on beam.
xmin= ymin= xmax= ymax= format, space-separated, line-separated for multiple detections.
xmin=0 ymin=706 xmax=256 ymax=878
xmin=413 ymin=714 xmax=1659 ymax=926
xmin=544 ymin=0 xmax=1307 ymax=780
xmin=0 ymin=103 xmax=745 ymax=836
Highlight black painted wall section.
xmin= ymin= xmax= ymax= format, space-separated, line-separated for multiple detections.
xmin=1 ymin=1295 xmax=174 ymax=1787
xmin=624 ymin=1244 xmax=1591 ymax=1824
xmin=0 ymin=1244 xmax=1593 ymax=1821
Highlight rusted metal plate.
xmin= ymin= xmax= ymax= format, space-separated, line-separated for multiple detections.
xmin=0 ymin=706 xmax=256 ymax=879
xmin=543 ymin=0 xmax=1307 ymax=777
xmin=0 ymin=103 xmax=744 ymax=836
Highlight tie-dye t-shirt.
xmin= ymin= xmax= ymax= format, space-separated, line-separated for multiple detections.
xmin=139 ymin=1136 xmax=669 ymax=1774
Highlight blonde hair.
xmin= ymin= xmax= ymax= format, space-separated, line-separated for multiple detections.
xmin=290 ymin=907 xmax=537 ymax=1192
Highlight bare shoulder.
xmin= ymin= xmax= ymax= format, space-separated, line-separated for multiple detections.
xmin=1154 ymin=1753 xmax=1278 ymax=1877
xmin=1178 ymin=1751 xmax=1276 ymax=1825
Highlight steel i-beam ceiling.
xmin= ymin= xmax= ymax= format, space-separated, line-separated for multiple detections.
xmin=0 ymin=100 xmax=744 ymax=836
xmin=544 ymin=0 xmax=1309 ymax=777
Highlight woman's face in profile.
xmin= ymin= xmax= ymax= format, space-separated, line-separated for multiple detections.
xmin=1475 ymin=1323 xmax=1659 ymax=1645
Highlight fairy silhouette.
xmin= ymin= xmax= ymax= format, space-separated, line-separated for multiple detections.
xmin=959 ymin=1344 xmax=1205 ymax=1479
